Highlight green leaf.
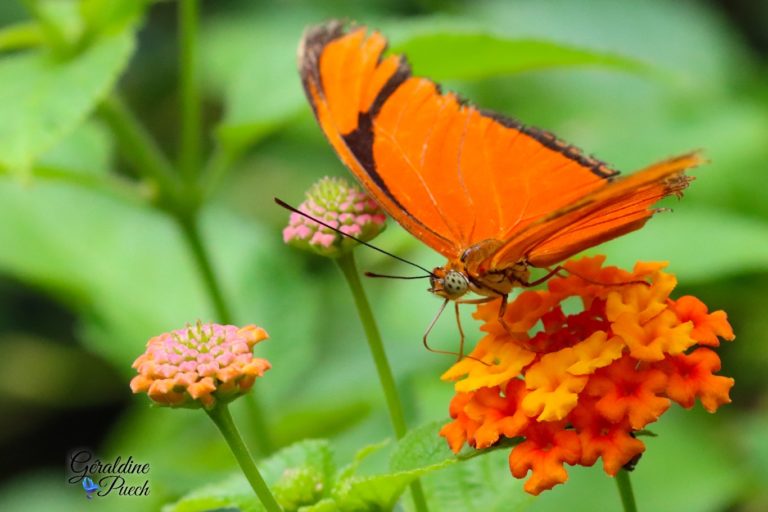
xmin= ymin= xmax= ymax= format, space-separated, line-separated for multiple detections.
xmin=420 ymin=449 xmax=532 ymax=512
xmin=0 ymin=27 xmax=135 ymax=177
xmin=337 ymin=439 xmax=391 ymax=481
xmin=390 ymin=422 xmax=530 ymax=512
xmin=166 ymin=440 xmax=335 ymax=512
xmin=390 ymin=421 xmax=456 ymax=471
xmin=264 ymin=440 xmax=335 ymax=512
xmin=599 ymin=207 xmax=768 ymax=283
xmin=300 ymin=498 xmax=337 ymax=512
xmin=80 ymin=0 xmax=150 ymax=37
xmin=391 ymin=32 xmax=658 ymax=82
xmin=28 ymin=119 xmax=143 ymax=202
xmin=259 ymin=440 xmax=336 ymax=487
xmin=36 ymin=119 xmax=113 ymax=176
xmin=326 ymin=423 xmax=455 ymax=511
xmin=332 ymin=465 xmax=450 ymax=512
xmin=331 ymin=445 xmax=455 ymax=512
xmin=165 ymin=432 xmax=459 ymax=512
xmin=163 ymin=472 xmax=261 ymax=512
xmin=469 ymin=0 xmax=749 ymax=89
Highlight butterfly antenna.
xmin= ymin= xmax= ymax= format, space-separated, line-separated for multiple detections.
xmin=275 ymin=197 xmax=435 ymax=276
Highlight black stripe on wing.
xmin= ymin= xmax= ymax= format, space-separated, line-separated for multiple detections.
xmin=299 ymin=21 xmax=456 ymax=251
xmin=480 ymin=108 xmax=619 ymax=180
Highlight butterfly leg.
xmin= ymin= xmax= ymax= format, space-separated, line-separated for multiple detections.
xmin=497 ymin=294 xmax=511 ymax=335
xmin=451 ymin=299 xmax=495 ymax=360
xmin=422 ymin=298 xmax=461 ymax=357
xmin=539 ymin=265 xmax=650 ymax=288
xmin=454 ymin=301 xmax=465 ymax=361
xmin=450 ymin=297 xmax=497 ymax=362
xmin=421 ymin=299 xmax=489 ymax=362
xmin=518 ymin=266 xmax=565 ymax=288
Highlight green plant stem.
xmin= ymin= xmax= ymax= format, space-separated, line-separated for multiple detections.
xmin=178 ymin=0 xmax=201 ymax=181
xmin=335 ymin=252 xmax=429 ymax=512
xmin=176 ymin=214 xmax=233 ymax=324
xmin=21 ymin=0 xmax=69 ymax=55
xmin=615 ymin=469 xmax=638 ymax=512
xmin=206 ymin=404 xmax=283 ymax=512
xmin=336 ymin=253 xmax=405 ymax=434
xmin=33 ymin=165 xmax=145 ymax=204
xmin=202 ymin=145 xmax=237 ymax=199
xmin=98 ymin=95 xmax=180 ymax=204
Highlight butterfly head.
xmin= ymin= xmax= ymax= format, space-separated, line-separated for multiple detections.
xmin=429 ymin=266 xmax=470 ymax=300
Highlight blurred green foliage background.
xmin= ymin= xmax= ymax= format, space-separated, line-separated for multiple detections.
xmin=0 ymin=0 xmax=766 ymax=510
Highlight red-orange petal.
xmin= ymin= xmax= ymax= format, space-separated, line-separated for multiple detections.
xmin=509 ymin=422 xmax=581 ymax=495
xmin=659 ymin=348 xmax=734 ymax=412
xmin=570 ymin=398 xmax=646 ymax=475
xmin=671 ymin=295 xmax=735 ymax=346
xmin=587 ymin=356 xmax=670 ymax=429
xmin=439 ymin=392 xmax=476 ymax=453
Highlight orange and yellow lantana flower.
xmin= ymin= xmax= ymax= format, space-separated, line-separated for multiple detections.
xmin=440 ymin=256 xmax=734 ymax=495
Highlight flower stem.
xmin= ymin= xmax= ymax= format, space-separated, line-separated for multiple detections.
xmin=336 ymin=253 xmax=406 ymax=434
xmin=97 ymin=95 xmax=179 ymax=203
xmin=206 ymin=404 xmax=283 ymax=512
xmin=615 ymin=469 xmax=638 ymax=512
xmin=178 ymin=0 xmax=201 ymax=182
xmin=202 ymin=145 xmax=237 ymax=200
xmin=176 ymin=214 xmax=233 ymax=324
xmin=335 ymin=252 xmax=429 ymax=512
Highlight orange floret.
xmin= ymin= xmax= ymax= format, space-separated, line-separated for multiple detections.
xmin=442 ymin=333 xmax=536 ymax=392
xmin=611 ymin=308 xmax=696 ymax=362
xmin=570 ymin=398 xmax=645 ymax=475
xmin=522 ymin=348 xmax=589 ymax=421
xmin=440 ymin=380 xmax=531 ymax=452
xmin=586 ymin=355 xmax=670 ymax=429
xmin=671 ymin=295 xmax=735 ymax=346
xmin=658 ymin=348 xmax=734 ymax=412
xmin=509 ymin=422 xmax=581 ymax=495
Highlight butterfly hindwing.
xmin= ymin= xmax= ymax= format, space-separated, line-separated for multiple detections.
xmin=487 ymin=153 xmax=700 ymax=268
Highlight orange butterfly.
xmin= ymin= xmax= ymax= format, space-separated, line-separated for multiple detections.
xmin=298 ymin=21 xmax=700 ymax=328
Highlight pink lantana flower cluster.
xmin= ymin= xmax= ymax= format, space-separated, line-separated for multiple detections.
xmin=282 ymin=176 xmax=386 ymax=257
xmin=130 ymin=322 xmax=270 ymax=409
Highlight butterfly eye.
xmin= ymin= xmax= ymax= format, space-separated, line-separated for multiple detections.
xmin=442 ymin=270 xmax=469 ymax=298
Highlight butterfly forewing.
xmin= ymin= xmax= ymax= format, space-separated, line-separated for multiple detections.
xmin=299 ymin=21 xmax=698 ymax=273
